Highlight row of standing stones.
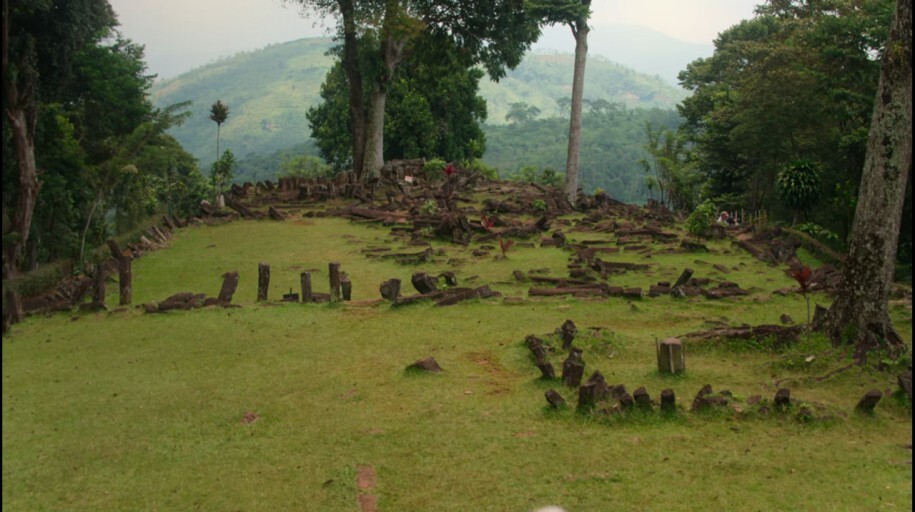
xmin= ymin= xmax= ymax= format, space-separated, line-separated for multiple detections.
xmin=524 ymin=320 xmax=909 ymax=419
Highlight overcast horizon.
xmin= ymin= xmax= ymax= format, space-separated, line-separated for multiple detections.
xmin=109 ymin=0 xmax=760 ymax=81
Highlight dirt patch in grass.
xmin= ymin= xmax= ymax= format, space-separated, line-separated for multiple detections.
xmin=356 ymin=465 xmax=377 ymax=512
xmin=463 ymin=350 xmax=522 ymax=396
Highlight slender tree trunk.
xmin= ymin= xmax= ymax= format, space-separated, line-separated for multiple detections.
xmin=821 ymin=0 xmax=912 ymax=359
xmin=362 ymin=25 xmax=406 ymax=179
xmin=564 ymin=15 xmax=589 ymax=205
xmin=338 ymin=0 xmax=366 ymax=179
xmin=78 ymin=194 xmax=102 ymax=268
xmin=216 ymin=123 xmax=221 ymax=163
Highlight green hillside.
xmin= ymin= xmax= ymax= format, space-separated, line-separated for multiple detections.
xmin=150 ymin=37 xmax=686 ymax=168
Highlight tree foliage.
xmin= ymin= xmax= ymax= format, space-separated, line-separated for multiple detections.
xmin=307 ymin=33 xmax=487 ymax=170
xmin=679 ymin=0 xmax=894 ymax=242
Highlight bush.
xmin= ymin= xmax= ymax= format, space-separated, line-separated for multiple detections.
xmin=423 ymin=159 xmax=447 ymax=182
xmin=685 ymin=200 xmax=717 ymax=242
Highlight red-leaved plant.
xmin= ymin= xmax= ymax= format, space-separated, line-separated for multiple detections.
xmin=497 ymin=236 xmax=514 ymax=258
xmin=790 ymin=265 xmax=814 ymax=326
xmin=444 ymin=163 xmax=455 ymax=177
xmin=480 ymin=215 xmax=495 ymax=233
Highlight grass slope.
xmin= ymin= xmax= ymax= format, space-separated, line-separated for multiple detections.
xmin=3 ymin=215 xmax=912 ymax=511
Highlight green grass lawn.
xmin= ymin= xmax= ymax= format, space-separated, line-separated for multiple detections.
xmin=3 ymin=217 xmax=912 ymax=511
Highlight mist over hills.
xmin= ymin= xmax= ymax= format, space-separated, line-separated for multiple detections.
xmin=534 ymin=22 xmax=715 ymax=86
xmin=150 ymin=36 xmax=688 ymax=167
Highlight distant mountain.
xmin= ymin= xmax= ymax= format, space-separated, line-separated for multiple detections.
xmin=150 ymin=37 xmax=686 ymax=167
xmin=534 ymin=23 xmax=715 ymax=86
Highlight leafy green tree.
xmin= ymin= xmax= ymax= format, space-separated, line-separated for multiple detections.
xmin=776 ymin=160 xmax=822 ymax=224
xmin=505 ymin=102 xmax=541 ymax=124
xmin=821 ymin=0 xmax=912 ymax=358
xmin=685 ymin=200 xmax=718 ymax=243
xmin=2 ymin=0 xmax=117 ymax=274
xmin=679 ymin=0 xmax=893 ymax=240
xmin=290 ymin=0 xmax=540 ymax=178
xmin=211 ymin=149 xmax=236 ymax=206
xmin=209 ymin=100 xmax=230 ymax=162
xmin=640 ymin=122 xmax=701 ymax=212
xmin=308 ymin=32 xmax=488 ymax=170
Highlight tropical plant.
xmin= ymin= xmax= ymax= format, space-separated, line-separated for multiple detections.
xmin=790 ymin=265 xmax=815 ymax=327
xmin=685 ymin=200 xmax=717 ymax=243
xmin=209 ymin=100 xmax=230 ymax=162
xmin=777 ymin=160 xmax=822 ymax=224
xmin=211 ymin=149 xmax=236 ymax=204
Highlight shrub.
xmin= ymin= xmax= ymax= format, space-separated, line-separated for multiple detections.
xmin=423 ymin=159 xmax=447 ymax=182
xmin=685 ymin=200 xmax=717 ymax=242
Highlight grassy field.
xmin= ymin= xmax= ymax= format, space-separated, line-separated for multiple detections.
xmin=3 ymin=214 xmax=912 ymax=511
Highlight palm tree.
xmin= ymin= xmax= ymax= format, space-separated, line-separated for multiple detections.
xmin=209 ymin=100 xmax=230 ymax=161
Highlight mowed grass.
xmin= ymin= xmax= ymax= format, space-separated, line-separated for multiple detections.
xmin=3 ymin=218 xmax=912 ymax=511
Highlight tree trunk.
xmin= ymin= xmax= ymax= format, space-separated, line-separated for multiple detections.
xmin=361 ymin=6 xmax=407 ymax=179
xmin=3 ymin=107 xmax=40 ymax=275
xmin=563 ymin=14 xmax=589 ymax=205
xmin=363 ymin=85 xmax=387 ymax=178
xmin=821 ymin=0 xmax=912 ymax=359
xmin=338 ymin=0 xmax=366 ymax=179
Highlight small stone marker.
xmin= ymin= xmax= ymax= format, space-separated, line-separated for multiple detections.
xmin=92 ymin=263 xmax=106 ymax=305
xmin=107 ymin=239 xmax=132 ymax=305
xmin=282 ymin=288 xmax=299 ymax=302
xmin=526 ymin=335 xmax=548 ymax=360
xmin=577 ymin=371 xmax=610 ymax=411
xmin=672 ymin=268 xmax=694 ymax=289
xmin=898 ymin=370 xmax=912 ymax=401
xmin=657 ymin=337 xmax=686 ymax=374
xmin=561 ymin=348 xmax=585 ymax=388
xmin=329 ymin=262 xmax=342 ymax=302
xmin=545 ymin=389 xmax=566 ymax=408
xmin=774 ymin=388 xmax=792 ymax=409
xmin=340 ymin=273 xmax=352 ymax=301
xmin=536 ymin=361 xmax=556 ymax=379
xmin=633 ymin=387 xmax=651 ymax=410
xmin=257 ymin=262 xmax=270 ymax=301
xmin=660 ymin=388 xmax=676 ymax=412
xmin=559 ymin=319 xmax=577 ymax=350
xmin=411 ymin=272 xmax=438 ymax=294
xmin=855 ymin=389 xmax=882 ymax=413
xmin=380 ymin=279 xmax=401 ymax=300
xmin=301 ymin=271 xmax=313 ymax=303
xmin=407 ymin=357 xmax=443 ymax=373
xmin=218 ymin=271 xmax=240 ymax=303
xmin=780 ymin=313 xmax=795 ymax=325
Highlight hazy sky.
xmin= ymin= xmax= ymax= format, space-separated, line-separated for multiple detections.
xmin=109 ymin=0 xmax=760 ymax=80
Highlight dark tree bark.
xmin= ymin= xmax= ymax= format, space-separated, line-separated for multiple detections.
xmin=821 ymin=0 xmax=912 ymax=359
xmin=338 ymin=0 xmax=366 ymax=179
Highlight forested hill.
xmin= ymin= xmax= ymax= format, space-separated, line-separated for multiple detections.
xmin=150 ymin=37 xmax=685 ymax=167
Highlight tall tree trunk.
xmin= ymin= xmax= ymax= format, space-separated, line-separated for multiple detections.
xmin=363 ymin=83 xmax=387 ymax=178
xmin=338 ymin=0 xmax=366 ymax=179
xmin=3 ymin=107 xmax=40 ymax=276
xmin=216 ymin=123 xmax=221 ymax=162
xmin=362 ymin=26 xmax=406 ymax=179
xmin=821 ymin=0 xmax=912 ymax=359
xmin=563 ymin=14 xmax=589 ymax=205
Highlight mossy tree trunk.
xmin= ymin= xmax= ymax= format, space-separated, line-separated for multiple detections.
xmin=821 ymin=0 xmax=912 ymax=359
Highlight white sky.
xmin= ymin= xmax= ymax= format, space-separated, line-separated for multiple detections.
xmin=109 ymin=0 xmax=761 ymax=80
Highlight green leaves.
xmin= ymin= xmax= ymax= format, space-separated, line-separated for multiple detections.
xmin=209 ymin=100 xmax=230 ymax=126
xmin=776 ymin=160 xmax=822 ymax=211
